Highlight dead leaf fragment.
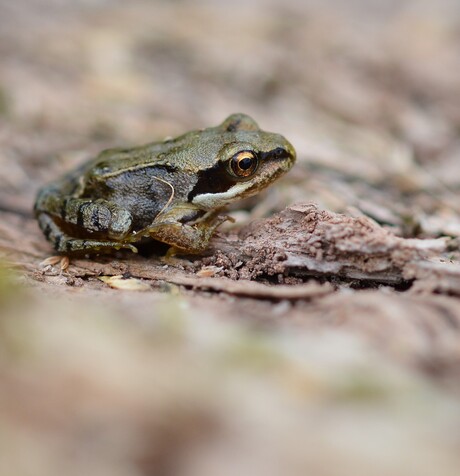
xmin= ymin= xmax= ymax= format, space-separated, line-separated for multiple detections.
xmin=197 ymin=266 xmax=223 ymax=278
xmin=99 ymin=275 xmax=151 ymax=291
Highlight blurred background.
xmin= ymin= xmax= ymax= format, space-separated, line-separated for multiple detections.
xmin=1 ymin=1 xmax=460 ymax=475
xmin=1 ymin=0 xmax=460 ymax=233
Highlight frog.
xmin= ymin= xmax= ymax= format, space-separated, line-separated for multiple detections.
xmin=34 ymin=113 xmax=296 ymax=256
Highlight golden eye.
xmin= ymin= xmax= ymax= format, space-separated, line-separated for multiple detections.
xmin=229 ymin=151 xmax=258 ymax=178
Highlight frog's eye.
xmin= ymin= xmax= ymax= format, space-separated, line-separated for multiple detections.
xmin=229 ymin=151 xmax=258 ymax=178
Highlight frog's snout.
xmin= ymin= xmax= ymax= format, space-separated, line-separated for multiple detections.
xmin=260 ymin=140 xmax=296 ymax=169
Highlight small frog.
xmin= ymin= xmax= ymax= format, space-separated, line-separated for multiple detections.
xmin=35 ymin=113 xmax=296 ymax=255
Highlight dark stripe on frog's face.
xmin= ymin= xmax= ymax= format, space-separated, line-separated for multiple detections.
xmin=187 ymin=160 xmax=237 ymax=201
xmin=259 ymin=147 xmax=292 ymax=164
xmin=187 ymin=147 xmax=292 ymax=202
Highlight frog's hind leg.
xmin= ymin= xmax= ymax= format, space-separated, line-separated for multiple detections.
xmin=35 ymin=190 xmax=134 ymax=241
xmin=37 ymin=212 xmax=137 ymax=254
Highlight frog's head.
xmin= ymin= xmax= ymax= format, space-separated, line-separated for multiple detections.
xmin=189 ymin=113 xmax=296 ymax=210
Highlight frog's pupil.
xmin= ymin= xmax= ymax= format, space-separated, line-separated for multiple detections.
xmin=228 ymin=151 xmax=258 ymax=178
xmin=239 ymin=157 xmax=253 ymax=170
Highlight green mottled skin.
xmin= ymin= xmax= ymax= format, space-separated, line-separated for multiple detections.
xmin=34 ymin=113 xmax=296 ymax=255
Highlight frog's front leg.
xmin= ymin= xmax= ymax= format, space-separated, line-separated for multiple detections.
xmin=142 ymin=209 xmax=229 ymax=253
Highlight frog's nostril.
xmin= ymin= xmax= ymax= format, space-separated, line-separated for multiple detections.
xmin=274 ymin=147 xmax=286 ymax=158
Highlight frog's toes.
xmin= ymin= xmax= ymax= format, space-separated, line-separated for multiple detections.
xmin=161 ymin=246 xmax=188 ymax=265
xmin=40 ymin=255 xmax=70 ymax=272
xmin=219 ymin=214 xmax=235 ymax=224
xmin=60 ymin=256 xmax=70 ymax=271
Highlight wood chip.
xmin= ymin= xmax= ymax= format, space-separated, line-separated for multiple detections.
xmin=99 ymin=275 xmax=151 ymax=291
